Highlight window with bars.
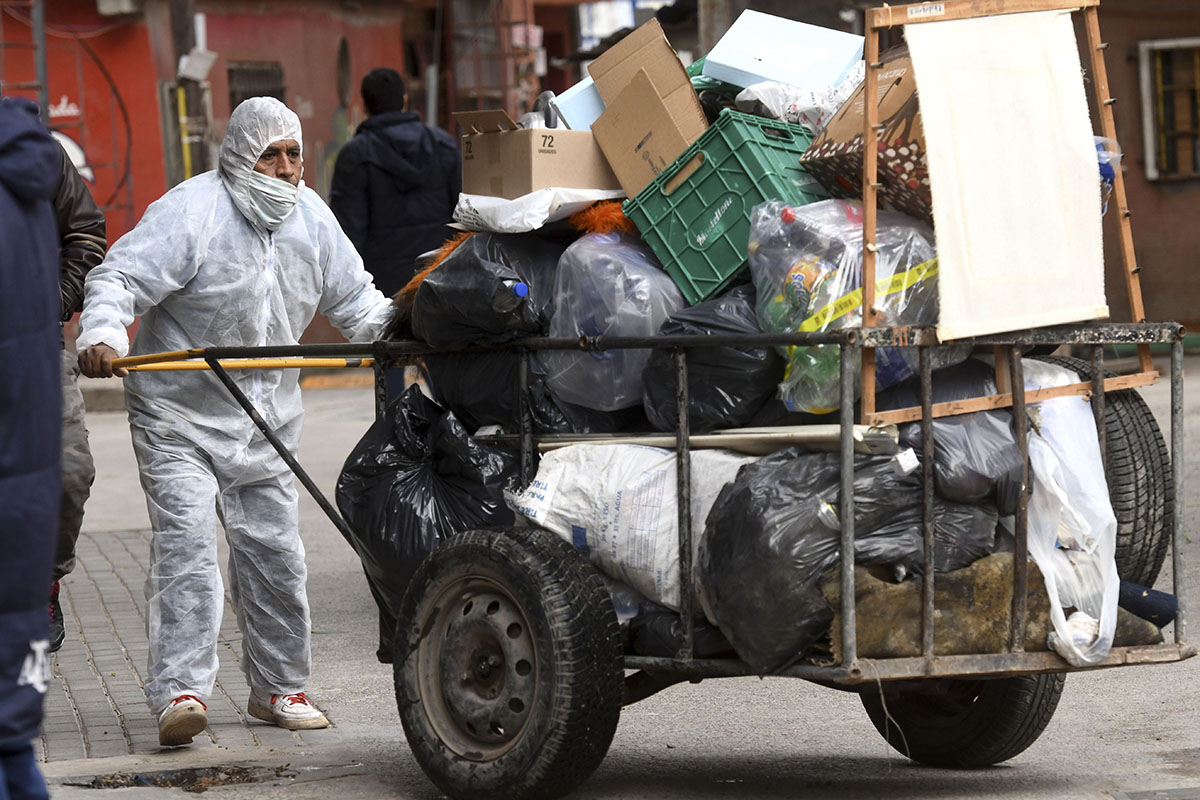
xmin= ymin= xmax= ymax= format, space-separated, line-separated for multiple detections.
xmin=228 ymin=61 xmax=286 ymax=111
xmin=1139 ymin=38 xmax=1200 ymax=180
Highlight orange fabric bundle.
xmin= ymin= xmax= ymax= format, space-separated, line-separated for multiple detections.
xmin=569 ymin=200 xmax=635 ymax=236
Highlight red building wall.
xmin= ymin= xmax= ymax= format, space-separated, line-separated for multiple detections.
xmin=2 ymin=0 xmax=167 ymax=243
xmin=200 ymin=1 xmax=409 ymax=200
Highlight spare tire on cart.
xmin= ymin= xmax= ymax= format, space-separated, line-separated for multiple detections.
xmin=1031 ymin=354 xmax=1173 ymax=587
xmin=860 ymin=673 xmax=1066 ymax=767
xmin=393 ymin=526 xmax=624 ymax=800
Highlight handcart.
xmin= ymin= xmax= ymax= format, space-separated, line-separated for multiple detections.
xmin=115 ymin=1 xmax=1193 ymax=799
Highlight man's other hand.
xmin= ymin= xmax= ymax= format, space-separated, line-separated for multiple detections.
xmin=78 ymin=344 xmax=128 ymax=378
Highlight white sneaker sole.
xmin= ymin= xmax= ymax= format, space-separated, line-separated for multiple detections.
xmin=247 ymin=699 xmax=330 ymax=731
xmin=158 ymin=704 xmax=207 ymax=746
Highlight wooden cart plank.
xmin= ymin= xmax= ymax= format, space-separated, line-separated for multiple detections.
xmin=868 ymin=0 xmax=1099 ymax=29
xmin=864 ymin=370 xmax=1159 ymax=425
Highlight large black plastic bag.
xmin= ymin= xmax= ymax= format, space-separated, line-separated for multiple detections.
xmin=699 ymin=449 xmax=997 ymax=672
xmin=411 ymin=232 xmax=567 ymax=348
xmin=335 ymin=386 xmax=519 ymax=627
xmin=425 ymin=351 xmax=644 ymax=434
xmin=933 ymin=501 xmax=999 ymax=572
xmin=642 ymin=284 xmax=784 ymax=433
xmin=878 ymin=359 xmax=1026 ymax=514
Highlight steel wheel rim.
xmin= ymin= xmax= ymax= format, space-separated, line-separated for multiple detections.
xmin=415 ymin=571 xmax=540 ymax=761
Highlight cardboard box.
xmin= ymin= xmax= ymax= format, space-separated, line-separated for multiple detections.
xmin=703 ymin=10 xmax=863 ymax=91
xmin=454 ymin=109 xmax=621 ymax=200
xmin=799 ymin=49 xmax=930 ymax=222
xmin=587 ymin=18 xmax=708 ymax=197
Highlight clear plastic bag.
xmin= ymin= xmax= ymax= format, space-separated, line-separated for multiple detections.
xmin=748 ymin=199 xmax=968 ymax=413
xmin=541 ymin=233 xmax=684 ymax=411
xmin=1022 ymin=359 xmax=1119 ymax=666
xmin=734 ymin=62 xmax=863 ymax=135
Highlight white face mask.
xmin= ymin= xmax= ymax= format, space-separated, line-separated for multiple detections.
xmin=244 ymin=170 xmax=302 ymax=231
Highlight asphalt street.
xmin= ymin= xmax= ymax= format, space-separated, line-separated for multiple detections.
xmin=42 ymin=356 xmax=1200 ymax=800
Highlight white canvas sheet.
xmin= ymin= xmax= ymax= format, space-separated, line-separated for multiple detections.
xmin=905 ymin=11 xmax=1108 ymax=341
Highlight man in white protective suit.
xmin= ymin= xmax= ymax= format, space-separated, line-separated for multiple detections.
xmin=76 ymin=97 xmax=395 ymax=747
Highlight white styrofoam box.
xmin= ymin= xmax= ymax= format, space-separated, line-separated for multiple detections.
xmin=549 ymin=75 xmax=605 ymax=130
xmin=702 ymin=10 xmax=863 ymax=91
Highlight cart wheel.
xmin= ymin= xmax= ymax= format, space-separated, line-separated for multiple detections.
xmin=394 ymin=526 xmax=623 ymax=800
xmin=860 ymin=673 xmax=1065 ymax=767
xmin=1031 ymin=354 xmax=1173 ymax=587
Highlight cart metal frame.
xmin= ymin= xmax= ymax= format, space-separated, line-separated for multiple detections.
xmin=183 ymin=318 xmax=1192 ymax=693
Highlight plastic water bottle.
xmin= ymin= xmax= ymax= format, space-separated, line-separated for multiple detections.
xmin=491 ymin=279 xmax=530 ymax=315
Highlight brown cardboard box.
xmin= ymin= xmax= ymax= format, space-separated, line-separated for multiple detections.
xmin=587 ymin=19 xmax=708 ymax=197
xmin=454 ymin=109 xmax=621 ymax=200
xmin=799 ymin=49 xmax=930 ymax=222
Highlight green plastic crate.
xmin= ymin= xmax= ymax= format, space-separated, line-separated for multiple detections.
xmin=624 ymin=108 xmax=825 ymax=305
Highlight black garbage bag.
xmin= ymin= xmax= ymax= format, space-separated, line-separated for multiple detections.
xmin=699 ymin=448 xmax=998 ymax=672
xmin=642 ymin=284 xmax=784 ymax=433
xmin=411 ymin=231 xmax=568 ymax=348
xmin=932 ymin=501 xmax=999 ymax=573
xmin=627 ymin=610 xmax=736 ymax=658
xmin=425 ymin=351 xmax=645 ymax=434
xmin=878 ymin=359 xmax=1026 ymax=514
xmin=335 ymin=386 xmax=519 ymax=659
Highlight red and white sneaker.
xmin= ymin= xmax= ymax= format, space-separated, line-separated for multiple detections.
xmin=247 ymin=690 xmax=329 ymax=730
xmin=157 ymin=694 xmax=207 ymax=746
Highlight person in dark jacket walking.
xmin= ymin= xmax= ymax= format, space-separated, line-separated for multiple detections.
xmin=330 ymin=67 xmax=461 ymax=296
xmin=0 ymin=95 xmax=65 ymax=800
xmin=49 ymin=141 xmax=107 ymax=653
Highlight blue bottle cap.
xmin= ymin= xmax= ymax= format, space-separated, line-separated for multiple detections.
xmin=513 ymin=282 xmax=529 ymax=298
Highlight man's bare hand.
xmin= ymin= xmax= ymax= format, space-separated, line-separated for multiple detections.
xmin=78 ymin=344 xmax=128 ymax=378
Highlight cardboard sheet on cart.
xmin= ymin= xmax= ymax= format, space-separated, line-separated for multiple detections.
xmin=905 ymin=10 xmax=1109 ymax=342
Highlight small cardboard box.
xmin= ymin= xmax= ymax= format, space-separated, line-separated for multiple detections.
xmin=703 ymin=10 xmax=863 ymax=91
xmin=587 ymin=18 xmax=708 ymax=197
xmin=799 ymin=49 xmax=930 ymax=222
xmin=454 ymin=109 xmax=621 ymax=200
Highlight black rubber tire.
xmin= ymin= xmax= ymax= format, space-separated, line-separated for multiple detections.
xmin=394 ymin=526 xmax=623 ymax=800
xmin=1031 ymin=355 xmax=1173 ymax=587
xmin=860 ymin=673 xmax=1066 ymax=767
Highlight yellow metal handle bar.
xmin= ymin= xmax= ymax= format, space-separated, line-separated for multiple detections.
xmin=111 ymin=349 xmax=207 ymax=368
xmin=119 ymin=357 xmax=374 ymax=372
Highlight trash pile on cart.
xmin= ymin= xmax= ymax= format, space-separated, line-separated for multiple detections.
xmin=336 ymin=11 xmax=1173 ymax=673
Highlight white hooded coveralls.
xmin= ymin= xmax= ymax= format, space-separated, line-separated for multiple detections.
xmin=77 ymin=98 xmax=394 ymax=713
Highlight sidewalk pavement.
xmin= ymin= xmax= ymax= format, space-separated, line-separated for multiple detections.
xmin=43 ymin=528 xmax=339 ymax=763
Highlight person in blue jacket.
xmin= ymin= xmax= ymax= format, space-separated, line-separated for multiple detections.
xmin=330 ymin=67 xmax=461 ymax=296
xmin=0 ymin=96 xmax=64 ymax=800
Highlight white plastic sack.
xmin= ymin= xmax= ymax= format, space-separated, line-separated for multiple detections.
xmin=733 ymin=62 xmax=863 ymax=134
xmin=1023 ymin=359 xmax=1119 ymax=666
xmin=453 ymin=187 xmax=626 ymax=234
xmin=507 ymin=444 xmax=755 ymax=613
